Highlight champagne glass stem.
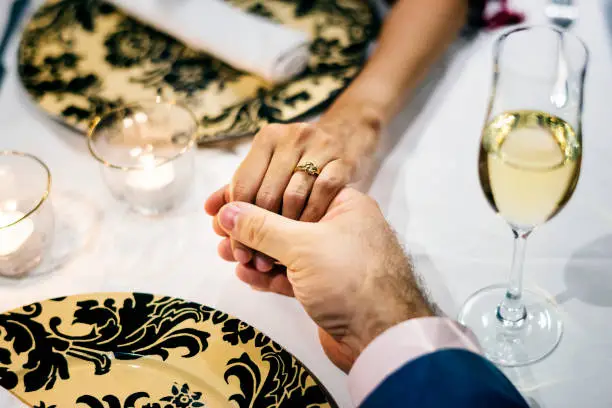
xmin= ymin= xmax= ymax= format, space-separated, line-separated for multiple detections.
xmin=497 ymin=228 xmax=532 ymax=325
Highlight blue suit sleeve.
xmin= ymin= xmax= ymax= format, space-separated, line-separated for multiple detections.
xmin=360 ymin=349 xmax=529 ymax=408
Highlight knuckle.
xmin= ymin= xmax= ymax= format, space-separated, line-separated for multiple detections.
xmin=256 ymin=123 xmax=284 ymax=143
xmin=342 ymin=157 xmax=357 ymax=170
xmin=256 ymin=189 xmax=280 ymax=211
xmin=316 ymin=134 xmax=339 ymax=151
xmin=292 ymin=123 xmax=317 ymax=145
xmin=365 ymin=195 xmax=380 ymax=209
xmin=318 ymin=174 xmax=344 ymax=193
xmin=283 ymin=189 xmax=308 ymax=207
xmin=243 ymin=213 xmax=270 ymax=249
xmin=302 ymin=206 xmax=321 ymax=221
xmin=339 ymin=158 xmax=358 ymax=177
xmin=360 ymin=193 xmax=383 ymax=214
xmin=231 ymin=180 xmax=254 ymax=201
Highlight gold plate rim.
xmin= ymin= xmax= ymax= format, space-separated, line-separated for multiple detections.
xmin=0 ymin=291 xmax=339 ymax=408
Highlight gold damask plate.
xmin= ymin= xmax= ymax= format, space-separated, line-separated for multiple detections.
xmin=18 ymin=0 xmax=378 ymax=145
xmin=0 ymin=293 xmax=338 ymax=407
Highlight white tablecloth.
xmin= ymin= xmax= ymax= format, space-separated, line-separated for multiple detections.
xmin=1 ymin=0 xmax=611 ymax=407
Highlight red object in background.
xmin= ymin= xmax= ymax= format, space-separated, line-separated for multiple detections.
xmin=382 ymin=0 xmax=524 ymax=32
xmin=485 ymin=0 xmax=525 ymax=29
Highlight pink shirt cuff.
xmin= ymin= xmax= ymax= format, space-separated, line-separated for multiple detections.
xmin=348 ymin=317 xmax=481 ymax=407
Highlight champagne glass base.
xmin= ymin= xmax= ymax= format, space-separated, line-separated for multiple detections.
xmin=458 ymin=284 xmax=562 ymax=367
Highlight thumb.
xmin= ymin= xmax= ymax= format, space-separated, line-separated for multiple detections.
xmin=217 ymin=202 xmax=308 ymax=264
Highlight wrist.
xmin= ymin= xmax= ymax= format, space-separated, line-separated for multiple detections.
xmin=352 ymin=295 xmax=433 ymax=355
xmin=348 ymin=257 xmax=434 ymax=355
xmin=320 ymin=101 xmax=384 ymax=145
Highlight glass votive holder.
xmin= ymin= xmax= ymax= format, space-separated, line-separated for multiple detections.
xmin=88 ymin=100 xmax=199 ymax=215
xmin=0 ymin=151 xmax=54 ymax=278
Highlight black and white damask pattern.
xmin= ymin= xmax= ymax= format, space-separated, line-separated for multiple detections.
xmin=18 ymin=0 xmax=378 ymax=144
xmin=0 ymin=293 xmax=336 ymax=407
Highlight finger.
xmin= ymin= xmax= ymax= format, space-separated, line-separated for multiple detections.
xmin=252 ymin=253 xmax=275 ymax=272
xmin=218 ymin=238 xmax=235 ymax=262
xmin=231 ymin=128 xmax=275 ymax=203
xmin=300 ymin=160 xmax=351 ymax=222
xmin=255 ymin=148 xmax=302 ymax=214
xmin=204 ymin=185 xmax=230 ymax=216
xmin=212 ymin=216 xmax=229 ymax=238
xmin=256 ymin=128 xmax=323 ymax=266
xmin=230 ymin=130 xmax=276 ymax=266
xmin=219 ymin=237 xmax=276 ymax=269
xmin=282 ymin=168 xmax=317 ymax=220
xmin=230 ymin=240 xmax=253 ymax=265
xmin=220 ymin=236 xmax=275 ymax=272
xmin=208 ymin=186 xmax=230 ymax=238
xmin=235 ymin=263 xmax=294 ymax=297
xmin=217 ymin=201 xmax=311 ymax=263
xmin=219 ymin=238 xmax=260 ymax=266
xmin=318 ymin=327 xmax=356 ymax=373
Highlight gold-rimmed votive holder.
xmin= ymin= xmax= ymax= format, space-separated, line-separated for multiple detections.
xmin=0 ymin=151 xmax=54 ymax=277
xmin=88 ymin=100 xmax=198 ymax=215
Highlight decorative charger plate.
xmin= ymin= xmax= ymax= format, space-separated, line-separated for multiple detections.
xmin=18 ymin=0 xmax=378 ymax=145
xmin=0 ymin=293 xmax=338 ymax=407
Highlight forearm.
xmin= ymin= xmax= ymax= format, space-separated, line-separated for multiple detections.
xmin=323 ymin=0 xmax=469 ymax=129
xmin=349 ymin=245 xmax=434 ymax=355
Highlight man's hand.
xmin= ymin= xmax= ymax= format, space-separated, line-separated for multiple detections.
xmin=206 ymin=187 xmax=432 ymax=372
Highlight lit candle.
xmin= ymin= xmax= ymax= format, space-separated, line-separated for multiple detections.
xmin=125 ymin=154 xmax=175 ymax=191
xmin=0 ymin=211 xmax=34 ymax=257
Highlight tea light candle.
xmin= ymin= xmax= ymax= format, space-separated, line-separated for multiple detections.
xmin=0 ymin=211 xmax=34 ymax=257
xmin=125 ymin=154 xmax=175 ymax=191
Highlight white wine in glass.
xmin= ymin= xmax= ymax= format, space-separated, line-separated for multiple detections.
xmin=458 ymin=27 xmax=588 ymax=367
xmin=481 ymin=110 xmax=581 ymax=230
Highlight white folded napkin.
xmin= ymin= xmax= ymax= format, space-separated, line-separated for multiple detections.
xmin=107 ymin=0 xmax=311 ymax=84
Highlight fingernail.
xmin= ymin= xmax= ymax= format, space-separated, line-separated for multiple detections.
xmin=234 ymin=247 xmax=252 ymax=264
xmin=219 ymin=203 xmax=241 ymax=231
xmin=254 ymin=254 xmax=274 ymax=272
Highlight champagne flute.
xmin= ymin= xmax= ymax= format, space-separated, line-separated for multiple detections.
xmin=458 ymin=26 xmax=588 ymax=366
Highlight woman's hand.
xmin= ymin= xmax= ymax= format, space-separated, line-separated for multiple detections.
xmin=233 ymin=112 xmax=380 ymax=222
xmin=217 ymin=108 xmax=382 ymax=270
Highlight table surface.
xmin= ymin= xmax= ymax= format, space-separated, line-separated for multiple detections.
xmin=1 ymin=0 xmax=611 ymax=407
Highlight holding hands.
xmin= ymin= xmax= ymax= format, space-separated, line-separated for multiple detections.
xmin=202 ymin=2 xmax=532 ymax=406
xmin=204 ymin=0 xmax=471 ymax=373
xmin=224 ymin=109 xmax=381 ymax=272
xmin=205 ymin=187 xmax=432 ymax=371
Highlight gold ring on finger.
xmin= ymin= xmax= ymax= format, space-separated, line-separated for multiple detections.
xmin=294 ymin=161 xmax=320 ymax=177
